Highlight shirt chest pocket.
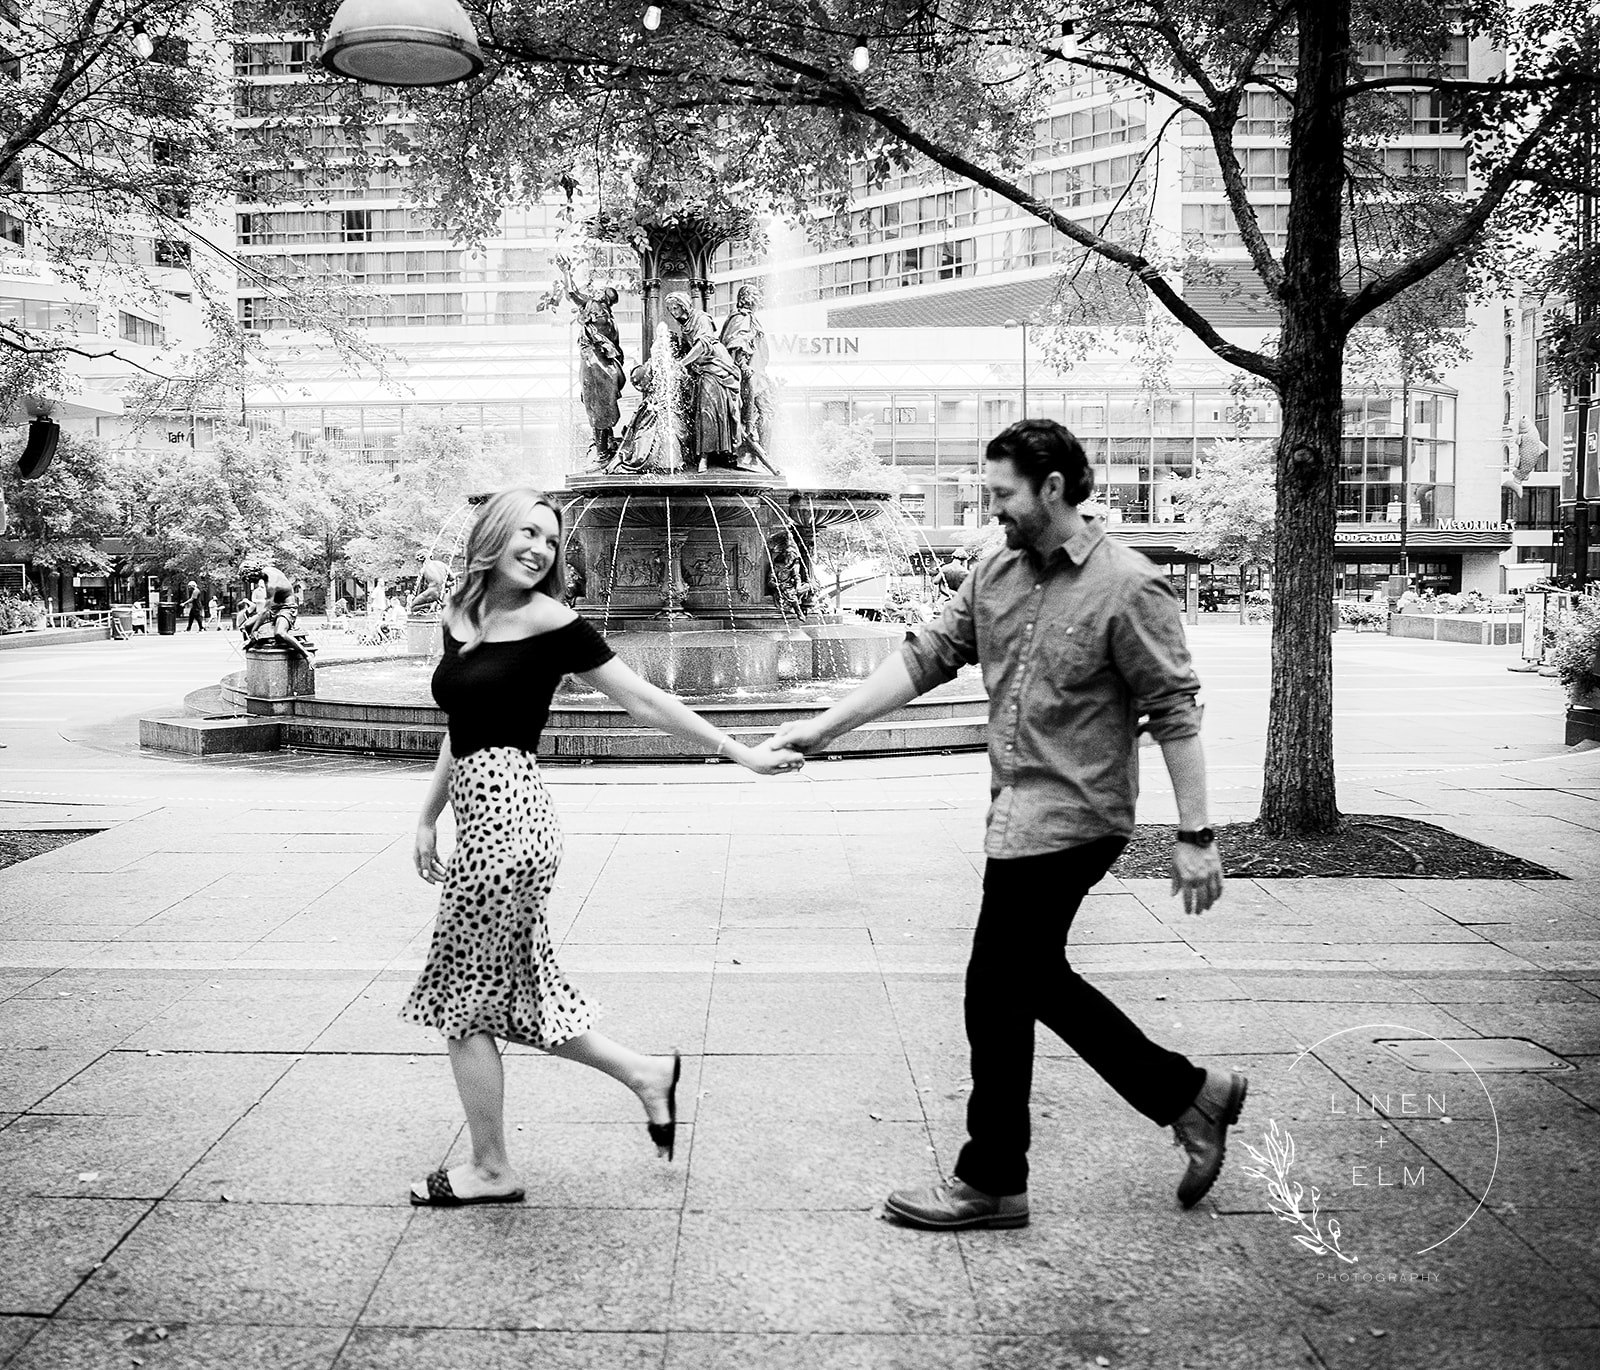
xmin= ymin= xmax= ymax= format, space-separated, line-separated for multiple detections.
xmin=1036 ymin=617 xmax=1103 ymax=686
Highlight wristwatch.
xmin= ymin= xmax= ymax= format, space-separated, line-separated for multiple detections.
xmin=1175 ymin=827 xmax=1216 ymax=847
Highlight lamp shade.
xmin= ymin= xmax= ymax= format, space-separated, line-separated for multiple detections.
xmin=320 ymin=0 xmax=485 ymax=87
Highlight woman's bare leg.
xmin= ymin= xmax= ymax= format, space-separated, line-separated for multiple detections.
xmin=411 ymin=1032 xmax=522 ymax=1200
xmin=547 ymin=1031 xmax=676 ymax=1126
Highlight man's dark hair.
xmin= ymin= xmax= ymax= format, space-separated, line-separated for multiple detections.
xmin=985 ymin=419 xmax=1095 ymax=504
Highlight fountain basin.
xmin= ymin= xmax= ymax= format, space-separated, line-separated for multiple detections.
xmin=198 ymin=652 xmax=987 ymax=761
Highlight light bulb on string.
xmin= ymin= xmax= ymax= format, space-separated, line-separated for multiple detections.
xmin=1057 ymin=20 xmax=1078 ymax=59
xmin=851 ymin=37 xmax=870 ymax=72
xmin=642 ymin=5 xmax=662 ymax=30
xmin=130 ymin=21 xmax=155 ymax=59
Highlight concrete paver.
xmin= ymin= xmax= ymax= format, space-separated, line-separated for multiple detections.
xmin=1 ymin=629 xmax=1598 ymax=1366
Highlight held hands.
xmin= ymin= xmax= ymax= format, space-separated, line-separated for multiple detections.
xmin=414 ymin=821 xmax=449 ymax=884
xmin=769 ymin=718 xmax=831 ymax=755
xmin=733 ymin=737 xmax=807 ymax=776
xmin=1170 ymin=841 xmax=1224 ymax=916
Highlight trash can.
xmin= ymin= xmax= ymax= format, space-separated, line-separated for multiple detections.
xmin=156 ymin=601 xmax=178 ymax=635
xmin=110 ymin=605 xmax=134 ymax=637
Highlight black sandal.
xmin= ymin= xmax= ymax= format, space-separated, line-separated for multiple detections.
xmin=409 ymin=1168 xmax=526 ymax=1207
xmin=646 ymin=1052 xmax=682 ymax=1161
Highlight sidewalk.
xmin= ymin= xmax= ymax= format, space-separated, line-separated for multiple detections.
xmin=1 ymin=631 xmax=1597 ymax=1368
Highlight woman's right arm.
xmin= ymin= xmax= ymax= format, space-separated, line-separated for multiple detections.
xmin=414 ymin=731 xmax=453 ymax=883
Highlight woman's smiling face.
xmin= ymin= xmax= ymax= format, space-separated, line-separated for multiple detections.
xmin=492 ymin=500 xmax=561 ymax=592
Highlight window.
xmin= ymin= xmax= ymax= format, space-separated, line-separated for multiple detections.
xmin=0 ymin=297 xmax=96 ymax=332
xmin=233 ymin=39 xmax=310 ymax=76
xmin=937 ymin=240 xmax=970 ymax=279
xmin=1518 ymin=487 xmax=1559 ymax=529
xmin=237 ymin=213 xmax=263 ymax=246
xmin=342 ymin=209 xmax=372 ymax=242
xmin=1380 ymin=146 xmax=1469 ymax=190
xmin=0 ymin=46 xmax=19 ymax=82
xmin=0 ymin=210 xmax=23 ymax=248
xmin=118 ymin=311 xmax=165 ymax=347
xmin=154 ymin=238 xmax=190 ymax=267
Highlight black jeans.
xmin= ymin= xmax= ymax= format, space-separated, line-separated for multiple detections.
xmin=953 ymin=838 xmax=1206 ymax=1197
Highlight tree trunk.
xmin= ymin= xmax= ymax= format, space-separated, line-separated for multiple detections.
xmin=1259 ymin=1 xmax=1350 ymax=836
xmin=1263 ymin=351 xmax=1343 ymax=833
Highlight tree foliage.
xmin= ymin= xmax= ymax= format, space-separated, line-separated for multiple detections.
xmin=0 ymin=2 xmax=390 ymax=415
xmin=1174 ymin=438 xmax=1276 ymax=571
xmin=0 ymin=430 xmax=123 ymax=582
xmin=283 ymin=1 xmax=1599 ymax=831
xmin=342 ymin=422 xmax=527 ymax=584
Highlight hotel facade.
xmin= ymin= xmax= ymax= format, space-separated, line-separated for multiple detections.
xmin=226 ymin=29 xmax=1565 ymax=600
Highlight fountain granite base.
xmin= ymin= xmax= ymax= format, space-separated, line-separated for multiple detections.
xmin=141 ymin=471 xmax=989 ymax=761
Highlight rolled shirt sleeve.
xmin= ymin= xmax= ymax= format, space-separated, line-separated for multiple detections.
xmin=900 ymin=563 xmax=980 ymax=694
xmin=1110 ymin=576 xmax=1204 ymax=742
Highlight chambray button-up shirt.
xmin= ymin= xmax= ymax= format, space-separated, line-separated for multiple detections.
xmin=900 ymin=520 xmax=1203 ymax=859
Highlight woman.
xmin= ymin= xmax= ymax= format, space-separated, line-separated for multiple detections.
xmin=664 ymin=291 xmax=742 ymax=470
xmin=404 ymin=486 xmax=801 ymax=1206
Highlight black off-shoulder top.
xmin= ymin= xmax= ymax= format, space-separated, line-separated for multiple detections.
xmin=430 ymin=617 xmax=615 ymax=758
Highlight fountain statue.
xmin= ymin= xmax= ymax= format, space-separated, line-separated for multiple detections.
xmin=175 ymin=213 xmax=985 ymax=761
xmin=720 ymin=283 xmax=776 ymax=471
xmin=406 ymin=553 xmax=452 ymax=614
xmin=557 ymin=255 xmax=628 ymax=468
xmin=663 ymin=290 xmax=745 ymax=473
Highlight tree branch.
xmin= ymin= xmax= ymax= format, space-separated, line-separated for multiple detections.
xmin=1342 ymin=93 xmax=1576 ymax=330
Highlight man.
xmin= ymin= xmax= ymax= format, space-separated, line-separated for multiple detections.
xmin=181 ymin=579 xmax=205 ymax=631
xmin=773 ymin=418 xmax=1243 ymax=1229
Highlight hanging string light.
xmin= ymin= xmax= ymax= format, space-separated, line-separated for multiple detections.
xmin=130 ymin=20 xmax=155 ymax=59
xmin=1057 ymin=19 xmax=1079 ymax=59
xmin=851 ymin=36 xmax=870 ymax=72
xmin=642 ymin=4 xmax=662 ymax=30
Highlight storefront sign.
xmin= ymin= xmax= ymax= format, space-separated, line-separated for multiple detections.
xmin=1560 ymin=409 xmax=1578 ymax=503
xmin=1338 ymin=528 xmax=1402 ymax=543
xmin=1435 ymin=520 xmax=1514 ymax=532
xmin=773 ymin=334 xmax=862 ymax=356
xmin=1585 ymin=411 xmax=1600 ymax=503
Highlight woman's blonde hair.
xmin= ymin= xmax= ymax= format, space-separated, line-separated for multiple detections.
xmin=447 ymin=487 xmax=565 ymax=651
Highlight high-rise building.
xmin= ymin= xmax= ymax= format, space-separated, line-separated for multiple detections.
xmin=230 ymin=34 xmax=640 ymax=479
xmin=231 ymin=25 xmax=1551 ymax=598
xmin=708 ymin=36 xmax=1544 ymax=597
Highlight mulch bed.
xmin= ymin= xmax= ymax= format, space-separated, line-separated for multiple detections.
xmin=0 ymin=830 xmax=99 ymax=873
xmin=1115 ymin=816 xmax=1563 ymax=880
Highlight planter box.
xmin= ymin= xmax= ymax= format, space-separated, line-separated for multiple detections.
xmin=0 ymin=625 xmax=110 ymax=650
xmin=1387 ymin=613 xmax=1522 ymax=646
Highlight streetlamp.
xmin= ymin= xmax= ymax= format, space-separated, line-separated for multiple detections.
xmin=1004 ymin=317 xmax=1029 ymax=418
xmin=320 ymin=0 xmax=486 ymax=86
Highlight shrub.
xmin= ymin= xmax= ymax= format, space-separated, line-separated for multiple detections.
xmin=1338 ymin=600 xmax=1388 ymax=628
xmin=1551 ymin=596 xmax=1600 ymax=699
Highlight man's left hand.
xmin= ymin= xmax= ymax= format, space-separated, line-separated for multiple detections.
xmin=1170 ymin=842 xmax=1224 ymax=915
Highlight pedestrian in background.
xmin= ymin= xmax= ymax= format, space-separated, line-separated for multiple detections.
xmin=774 ymin=418 xmax=1242 ymax=1231
xmin=404 ymin=486 xmax=803 ymax=1207
xmin=181 ymin=580 xmax=205 ymax=632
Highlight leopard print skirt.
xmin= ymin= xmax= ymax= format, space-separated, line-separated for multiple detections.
xmin=400 ymin=747 xmax=595 ymax=1049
